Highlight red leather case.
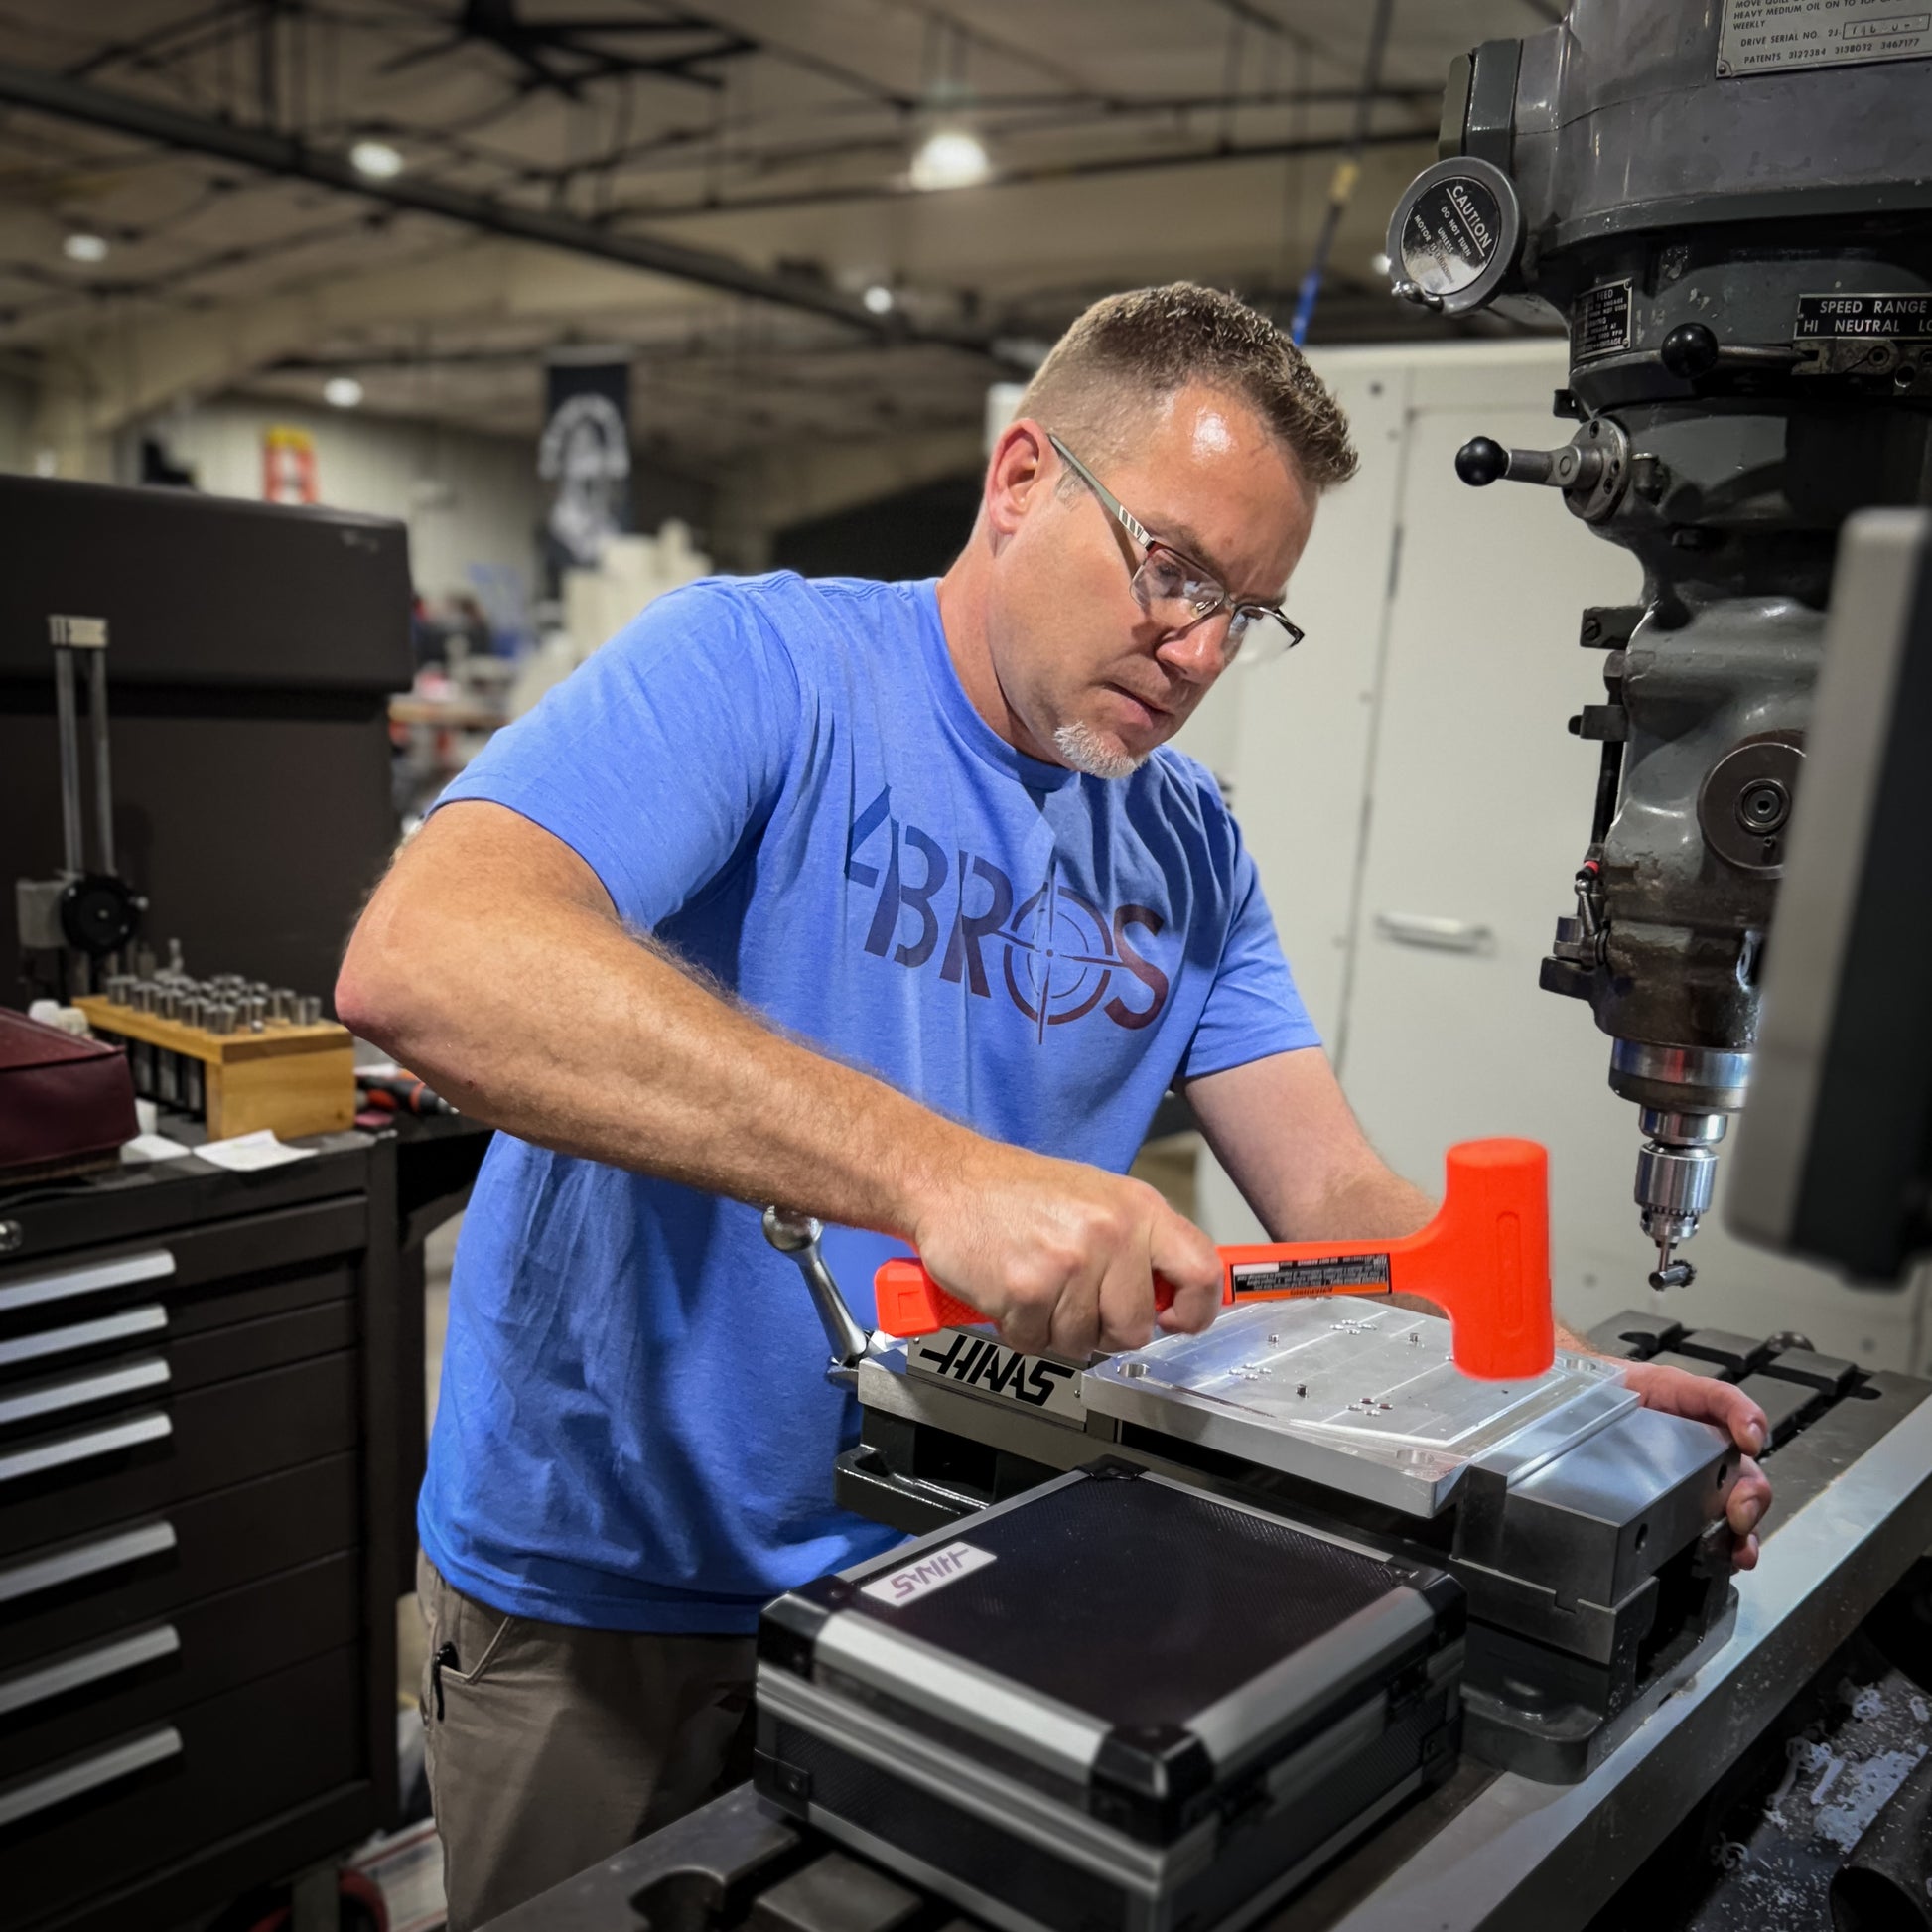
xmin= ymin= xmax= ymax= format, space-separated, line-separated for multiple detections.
xmin=0 ymin=1007 xmax=139 ymax=1175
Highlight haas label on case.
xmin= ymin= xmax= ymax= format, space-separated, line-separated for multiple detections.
xmin=860 ymin=1540 xmax=997 ymax=1607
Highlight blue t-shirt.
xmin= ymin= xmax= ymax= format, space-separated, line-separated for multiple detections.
xmin=420 ymin=573 xmax=1318 ymax=1632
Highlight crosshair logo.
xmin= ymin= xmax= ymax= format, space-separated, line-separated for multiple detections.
xmin=1003 ymin=874 xmax=1121 ymax=1037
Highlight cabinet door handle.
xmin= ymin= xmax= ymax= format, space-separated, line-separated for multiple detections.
xmin=0 ymin=1251 xmax=175 ymax=1316
xmin=0 ymin=1304 xmax=169 ymax=1371
xmin=1374 ymin=912 xmax=1495 ymax=953
xmin=0 ymin=1410 xmax=172 ymax=1485
xmin=0 ymin=1357 xmax=171 ymax=1430
xmin=0 ymin=1520 xmax=178 ymax=1605
xmin=0 ymin=1726 xmax=183 ymax=1828
xmin=0 ymin=1624 xmax=181 ymax=1718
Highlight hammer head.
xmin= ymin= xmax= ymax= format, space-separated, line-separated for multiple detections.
xmin=1426 ymin=1138 xmax=1555 ymax=1380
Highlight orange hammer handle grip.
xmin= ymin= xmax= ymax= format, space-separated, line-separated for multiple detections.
xmin=874 ymin=1260 xmax=1177 ymax=1339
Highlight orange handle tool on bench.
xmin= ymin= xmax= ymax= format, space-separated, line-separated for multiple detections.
xmin=873 ymin=1137 xmax=1554 ymax=1382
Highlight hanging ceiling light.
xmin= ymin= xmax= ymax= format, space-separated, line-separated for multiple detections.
xmin=63 ymin=233 xmax=109 ymax=263
xmin=909 ymin=127 xmax=990 ymax=192
xmin=323 ymin=376 xmax=365 ymax=409
xmin=350 ymin=140 xmax=405 ymax=180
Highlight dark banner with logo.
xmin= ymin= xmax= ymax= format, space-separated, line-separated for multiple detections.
xmin=539 ymin=354 xmax=632 ymax=586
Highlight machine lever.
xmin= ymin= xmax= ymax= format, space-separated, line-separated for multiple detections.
xmin=1455 ymin=419 xmax=1629 ymax=522
xmin=762 ymin=1206 xmax=872 ymax=1387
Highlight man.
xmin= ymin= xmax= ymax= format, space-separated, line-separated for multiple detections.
xmin=339 ymin=284 xmax=1772 ymax=1929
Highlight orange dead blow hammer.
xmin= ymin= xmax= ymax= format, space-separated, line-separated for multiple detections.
xmin=873 ymin=1137 xmax=1555 ymax=1382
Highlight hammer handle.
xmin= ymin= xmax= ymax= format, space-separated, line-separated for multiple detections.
xmin=873 ymin=1260 xmax=1178 ymax=1338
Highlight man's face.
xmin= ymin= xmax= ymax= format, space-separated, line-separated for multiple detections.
xmin=985 ymin=384 xmax=1317 ymax=773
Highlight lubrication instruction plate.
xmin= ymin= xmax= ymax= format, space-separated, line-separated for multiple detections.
xmin=1718 ymin=0 xmax=1932 ymax=77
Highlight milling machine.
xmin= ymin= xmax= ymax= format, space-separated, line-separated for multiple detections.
xmin=1383 ymin=0 xmax=1932 ymax=1291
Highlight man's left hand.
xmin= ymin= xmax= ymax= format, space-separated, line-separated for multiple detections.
xmin=1619 ymin=1362 xmax=1773 ymax=1570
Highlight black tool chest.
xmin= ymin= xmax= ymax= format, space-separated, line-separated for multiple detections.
xmin=756 ymin=1463 xmax=1464 ymax=1932
xmin=0 ymin=1136 xmax=416 ymax=1931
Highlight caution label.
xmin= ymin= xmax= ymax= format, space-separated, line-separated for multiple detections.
xmin=1794 ymin=292 xmax=1932 ymax=340
xmin=1574 ymin=280 xmax=1634 ymax=360
xmin=1397 ymin=176 xmax=1503 ymax=299
xmin=1230 ymin=1254 xmax=1393 ymax=1298
xmin=1718 ymin=0 xmax=1931 ymax=76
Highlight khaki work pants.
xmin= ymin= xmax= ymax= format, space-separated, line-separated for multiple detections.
xmin=415 ymin=1552 xmax=758 ymax=1931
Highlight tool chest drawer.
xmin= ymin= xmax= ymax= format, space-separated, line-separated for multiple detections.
xmin=0 ymin=1453 xmax=358 ymax=1667
xmin=0 ymin=1550 xmax=358 ymax=1782
xmin=0 ymin=1349 xmax=359 ymax=1557
xmin=0 ymin=1300 xmax=356 ymax=1448
xmin=0 ymin=1643 xmax=365 ymax=1928
xmin=0 ymin=1261 xmax=355 ymax=1386
xmin=0 ymin=1197 xmax=366 ymax=1317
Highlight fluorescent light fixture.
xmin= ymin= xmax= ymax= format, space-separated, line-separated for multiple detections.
xmin=350 ymin=140 xmax=405 ymax=180
xmin=909 ymin=127 xmax=990 ymax=192
xmin=63 ymin=233 xmax=108 ymax=264
xmin=323 ymin=376 xmax=365 ymax=409
xmin=863 ymin=283 xmax=895 ymax=315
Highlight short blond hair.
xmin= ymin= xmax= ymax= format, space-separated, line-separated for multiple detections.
xmin=1018 ymin=282 xmax=1358 ymax=492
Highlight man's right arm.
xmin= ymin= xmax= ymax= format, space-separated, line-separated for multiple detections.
xmin=336 ymin=800 xmax=1220 ymax=1354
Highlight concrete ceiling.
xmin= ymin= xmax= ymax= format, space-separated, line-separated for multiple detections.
xmin=0 ymin=0 xmax=1562 ymax=479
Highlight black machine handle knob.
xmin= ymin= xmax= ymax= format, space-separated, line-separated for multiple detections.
xmin=1660 ymin=323 xmax=1721 ymax=379
xmin=1455 ymin=436 xmax=1558 ymax=487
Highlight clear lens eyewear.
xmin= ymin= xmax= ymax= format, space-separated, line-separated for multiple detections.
xmin=1048 ymin=431 xmax=1306 ymax=666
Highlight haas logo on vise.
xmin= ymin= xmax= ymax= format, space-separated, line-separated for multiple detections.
xmin=845 ymin=785 xmax=1170 ymax=1035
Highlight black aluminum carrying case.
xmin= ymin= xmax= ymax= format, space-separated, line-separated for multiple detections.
xmin=754 ymin=1462 xmax=1464 ymax=1932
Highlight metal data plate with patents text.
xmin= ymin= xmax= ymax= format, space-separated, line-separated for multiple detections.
xmin=1081 ymin=1302 xmax=1633 ymax=1516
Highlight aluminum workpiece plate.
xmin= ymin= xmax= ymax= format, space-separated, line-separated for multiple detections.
xmin=1081 ymin=1304 xmax=1630 ymax=1516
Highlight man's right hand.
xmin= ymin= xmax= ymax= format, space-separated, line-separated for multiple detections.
xmin=909 ymin=1142 xmax=1224 ymax=1357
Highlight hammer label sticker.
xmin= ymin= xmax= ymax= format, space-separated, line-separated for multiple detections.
xmin=860 ymin=1540 xmax=996 ymax=1608
xmin=1573 ymin=280 xmax=1633 ymax=361
xmin=908 ymin=1327 xmax=1086 ymax=1425
xmin=1231 ymin=1255 xmax=1393 ymax=1297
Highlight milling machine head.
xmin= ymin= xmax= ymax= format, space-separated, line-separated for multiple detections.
xmin=1388 ymin=2 xmax=1932 ymax=1282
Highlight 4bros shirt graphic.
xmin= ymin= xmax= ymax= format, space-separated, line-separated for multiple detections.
xmin=845 ymin=784 xmax=1172 ymax=1038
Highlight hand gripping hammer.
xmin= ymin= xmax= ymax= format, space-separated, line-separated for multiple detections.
xmin=871 ymin=1138 xmax=1556 ymax=1381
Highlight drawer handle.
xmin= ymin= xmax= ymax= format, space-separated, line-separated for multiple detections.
xmin=0 ymin=1725 xmax=183 ymax=1828
xmin=0 ymin=1305 xmax=169 ymax=1371
xmin=1374 ymin=911 xmax=1495 ymax=954
xmin=0 ymin=1624 xmax=181 ymax=1718
xmin=0 ymin=1520 xmax=179 ymax=1605
xmin=0 ymin=1410 xmax=172 ymax=1485
xmin=0 ymin=1250 xmax=175 ymax=1316
xmin=0 ymin=1356 xmax=171 ymax=1430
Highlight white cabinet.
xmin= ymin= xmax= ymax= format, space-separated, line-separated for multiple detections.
xmin=1185 ymin=344 xmax=1927 ymax=1374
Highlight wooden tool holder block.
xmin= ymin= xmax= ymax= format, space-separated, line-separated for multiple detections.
xmin=76 ymin=997 xmax=356 ymax=1141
